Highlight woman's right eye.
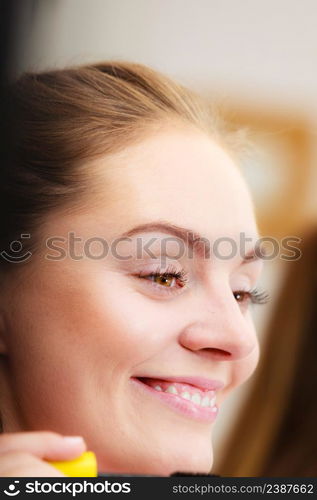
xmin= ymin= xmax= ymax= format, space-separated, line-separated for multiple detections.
xmin=134 ymin=264 xmax=189 ymax=294
xmin=141 ymin=271 xmax=187 ymax=289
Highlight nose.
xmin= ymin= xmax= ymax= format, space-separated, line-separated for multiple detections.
xmin=178 ymin=287 xmax=258 ymax=362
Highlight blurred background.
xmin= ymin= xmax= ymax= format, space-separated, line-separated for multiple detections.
xmin=3 ymin=0 xmax=317 ymax=476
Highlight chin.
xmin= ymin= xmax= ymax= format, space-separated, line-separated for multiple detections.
xmin=94 ymin=425 xmax=214 ymax=477
xmin=151 ymin=444 xmax=214 ymax=477
xmin=172 ymin=453 xmax=213 ymax=476
xmin=97 ymin=450 xmax=213 ymax=477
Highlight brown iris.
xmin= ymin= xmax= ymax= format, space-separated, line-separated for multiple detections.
xmin=234 ymin=291 xmax=249 ymax=302
xmin=153 ymin=274 xmax=176 ymax=287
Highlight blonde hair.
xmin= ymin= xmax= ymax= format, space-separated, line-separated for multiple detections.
xmin=1 ymin=60 xmax=234 ymax=271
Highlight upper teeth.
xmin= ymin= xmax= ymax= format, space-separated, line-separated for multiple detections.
xmin=154 ymin=384 xmax=216 ymax=407
xmin=166 ymin=386 xmax=178 ymax=395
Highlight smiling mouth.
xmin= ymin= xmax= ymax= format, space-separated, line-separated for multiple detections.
xmin=137 ymin=377 xmax=217 ymax=407
xmin=131 ymin=376 xmax=221 ymax=422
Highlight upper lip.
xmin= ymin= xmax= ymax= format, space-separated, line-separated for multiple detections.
xmin=135 ymin=375 xmax=225 ymax=392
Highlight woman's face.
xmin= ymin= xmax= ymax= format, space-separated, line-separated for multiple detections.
xmin=1 ymin=126 xmax=263 ymax=475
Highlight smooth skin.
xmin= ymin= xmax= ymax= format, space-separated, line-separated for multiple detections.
xmin=0 ymin=125 xmax=263 ymax=476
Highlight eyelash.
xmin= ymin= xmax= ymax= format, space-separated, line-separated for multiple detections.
xmin=233 ymin=288 xmax=270 ymax=306
xmin=136 ymin=265 xmax=188 ymax=293
xmin=136 ymin=265 xmax=270 ymax=306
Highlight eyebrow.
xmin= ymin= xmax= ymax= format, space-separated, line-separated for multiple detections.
xmin=120 ymin=220 xmax=264 ymax=263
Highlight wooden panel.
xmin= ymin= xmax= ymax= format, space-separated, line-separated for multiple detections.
xmin=221 ymin=106 xmax=311 ymax=238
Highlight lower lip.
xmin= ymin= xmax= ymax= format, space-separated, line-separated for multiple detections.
xmin=131 ymin=377 xmax=219 ymax=423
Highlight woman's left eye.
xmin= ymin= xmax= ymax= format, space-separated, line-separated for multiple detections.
xmin=233 ymin=288 xmax=270 ymax=306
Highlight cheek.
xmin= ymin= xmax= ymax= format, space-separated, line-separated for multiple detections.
xmin=89 ymin=287 xmax=181 ymax=373
xmin=221 ymin=317 xmax=260 ymax=401
xmin=6 ymin=270 xmax=177 ymax=431
xmin=236 ymin=311 xmax=260 ymax=381
xmin=8 ymin=270 xmax=174 ymax=384
xmin=238 ymin=343 xmax=259 ymax=383
xmin=231 ymin=338 xmax=260 ymax=393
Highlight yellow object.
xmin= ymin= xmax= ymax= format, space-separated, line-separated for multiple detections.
xmin=49 ymin=451 xmax=98 ymax=477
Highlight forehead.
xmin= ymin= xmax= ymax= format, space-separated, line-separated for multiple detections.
xmin=88 ymin=127 xmax=258 ymax=242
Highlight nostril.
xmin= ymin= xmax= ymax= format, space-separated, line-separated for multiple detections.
xmin=205 ymin=348 xmax=232 ymax=357
xmin=193 ymin=347 xmax=232 ymax=361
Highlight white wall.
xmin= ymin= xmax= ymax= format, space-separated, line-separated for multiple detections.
xmin=16 ymin=0 xmax=317 ymax=115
